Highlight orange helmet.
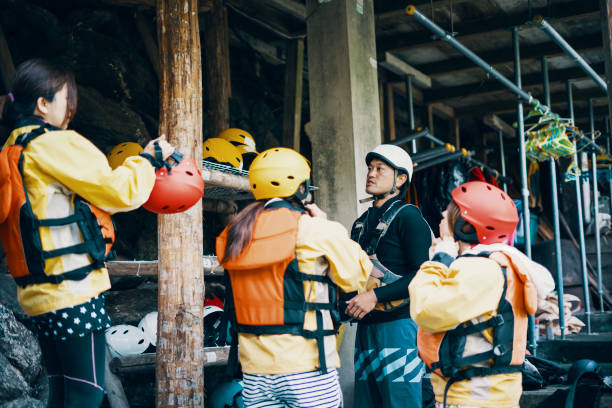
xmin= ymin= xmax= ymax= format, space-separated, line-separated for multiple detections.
xmin=143 ymin=152 xmax=204 ymax=214
xmin=451 ymin=181 xmax=518 ymax=245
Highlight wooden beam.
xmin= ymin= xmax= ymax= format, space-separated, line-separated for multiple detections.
xmin=416 ymin=33 xmax=602 ymax=78
xmin=424 ymin=63 xmax=605 ymax=103
xmin=106 ymin=257 xmax=225 ymax=277
xmin=375 ymin=0 xmax=471 ymax=17
xmin=267 ymin=0 xmax=307 ymax=21
xmin=483 ymin=114 xmax=516 ymax=139
xmin=204 ymin=0 xmax=231 ymax=139
xmin=156 ymin=0 xmax=204 ymax=406
xmin=226 ymin=0 xmax=303 ymax=38
xmin=378 ymin=2 xmax=599 ymax=53
xmin=430 ymin=102 xmax=454 ymax=120
xmin=453 ymin=118 xmax=460 ymax=148
xmin=379 ymin=52 xmax=432 ymax=88
xmin=601 ymin=0 xmax=612 ymax=121
xmin=102 ymin=0 xmax=212 ymax=11
xmin=282 ymin=38 xmax=304 ymax=151
xmin=111 ymin=347 xmax=230 ymax=375
xmin=134 ymin=10 xmax=160 ymax=81
xmin=0 ymin=22 xmax=14 ymax=93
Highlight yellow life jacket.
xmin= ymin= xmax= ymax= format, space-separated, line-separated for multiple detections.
xmin=0 ymin=124 xmax=115 ymax=287
xmin=418 ymin=251 xmax=538 ymax=406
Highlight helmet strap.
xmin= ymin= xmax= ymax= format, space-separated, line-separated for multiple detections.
xmin=453 ymin=216 xmax=479 ymax=244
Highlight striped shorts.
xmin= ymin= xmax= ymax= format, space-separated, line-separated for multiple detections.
xmin=242 ymin=369 xmax=342 ymax=408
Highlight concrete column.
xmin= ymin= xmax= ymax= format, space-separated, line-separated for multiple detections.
xmin=306 ymin=0 xmax=382 ymax=229
xmin=307 ymin=1 xmax=381 ymax=406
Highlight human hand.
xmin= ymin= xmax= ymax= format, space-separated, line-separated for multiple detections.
xmin=305 ymin=203 xmax=327 ymax=219
xmin=143 ymin=134 xmax=175 ymax=160
xmin=345 ymin=290 xmax=378 ymax=320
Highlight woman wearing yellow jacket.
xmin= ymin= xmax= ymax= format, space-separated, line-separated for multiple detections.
xmin=409 ymin=181 xmax=554 ymax=408
xmin=0 ymin=58 xmax=174 ymax=407
xmin=217 ymin=147 xmax=371 ymax=407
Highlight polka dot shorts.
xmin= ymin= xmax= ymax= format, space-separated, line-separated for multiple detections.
xmin=32 ymin=294 xmax=112 ymax=341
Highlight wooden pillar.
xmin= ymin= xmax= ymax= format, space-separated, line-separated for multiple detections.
xmin=386 ymin=82 xmax=396 ymax=141
xmin=600 ymin=0 xmax=612 ymax=121
xmin=204 ymin=0 xmax=231 ymax=139
xmin=453 ymin=118 xmax=460 ymax=148
xmin=156 ymin=1 xmax=204 ymax=407
xmin=0 ymin=22 xmax=15 ymax=93
xmin=282 ymin=38 xmax=304 ymax=151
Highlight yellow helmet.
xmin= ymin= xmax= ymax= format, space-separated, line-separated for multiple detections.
xmin=249 ymin=147 xmax=310 ymax=200
xmin=203 ymin=138 xmax=243 ymax=170
xmin=218 ymin=128 xmax=257 ymax=155
xmin=107 ymin=142 xmax=144 ymax=169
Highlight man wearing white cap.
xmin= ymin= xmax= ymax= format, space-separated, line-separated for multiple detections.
xmin=346 ymin=144 xmax=434 ymax=408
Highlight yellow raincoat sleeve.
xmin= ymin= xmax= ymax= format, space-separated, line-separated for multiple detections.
xmin=297 ymin=216 xmax=371 ymax=293
xmin=409 ymin=257 xmax=505 ymax=333
xmin=28 ymin=130 xmax=156 ymax=213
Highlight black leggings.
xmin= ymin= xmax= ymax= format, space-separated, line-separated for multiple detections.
xmin=39 ymin=330 xmax=106 ymax=408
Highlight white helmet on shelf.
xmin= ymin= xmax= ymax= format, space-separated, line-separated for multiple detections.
xmin=105 ymin=324 xmax=149 ymax=358
xmin=138 ymin=311 xmax=158 ymax=347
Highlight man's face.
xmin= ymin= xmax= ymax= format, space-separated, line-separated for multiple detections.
xmin=365 ymin=158 xmax=395 ymax=195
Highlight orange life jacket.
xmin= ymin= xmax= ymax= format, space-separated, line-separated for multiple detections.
xmin=418 ymin=251 xmax=531 ymax=405
xmin=216 ymin=203 xmax=341 ymax=372
xmin=0 ymin=125 xmax=116 ymax=287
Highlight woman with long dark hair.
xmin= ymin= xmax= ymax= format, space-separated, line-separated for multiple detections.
xmin=217 ymin=147 xmax=371 ymax=407
xmin=0 ymin=58 xmax=174 ymax=407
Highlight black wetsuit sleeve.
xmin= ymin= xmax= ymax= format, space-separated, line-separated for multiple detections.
xmin=373 ymin=206 xmax=432 ymax=302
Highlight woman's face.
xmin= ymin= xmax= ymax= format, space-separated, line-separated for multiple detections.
xmin=439 ymin=204 xmax=454 ymax=240
xmin=37 ymin=83 xmax=69 ymax=129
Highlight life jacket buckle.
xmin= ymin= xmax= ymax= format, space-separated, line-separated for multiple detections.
xmin=493 ymin=344 xmax=507 ymax=357
xmin=491 ymin=314 xmax=504 ymax=326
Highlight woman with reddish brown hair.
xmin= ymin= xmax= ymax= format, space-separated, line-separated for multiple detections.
xmin=409 ymin=181 xmax=554 ymax=408
xmin=0 ymin=58 xmax=174 ymax=407
xmin=217 ymin=147 xmax=371 ymax=407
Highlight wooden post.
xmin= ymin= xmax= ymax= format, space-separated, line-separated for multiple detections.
xmin=156 ymin=1 xmax=204 ymax=407
xmin=386 ymin=82 xmax=396 ymax=141
xmin=204 ymin=0 xmax=231 ymax=139
xmin=282 ymin=38 xmax=304 ymax=151
xmin=600 ymin=0 xmax=612 ymax=121
xmin=453 ymin=118 xmax=460 ymax=148
xmin=0 ymin=22 xmax=15 ymax=93
xmin=134 ymin=10 xmax=161 ymax=81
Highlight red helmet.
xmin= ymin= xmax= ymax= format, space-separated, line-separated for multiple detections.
xmin=451 ymin=181 xmax=519 ymax=245
xmin=143 ymin=154 xmax=204 ymax=214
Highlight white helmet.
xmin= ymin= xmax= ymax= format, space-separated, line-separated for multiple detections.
xmin=105 ymin=324 xmax=149 ymax=358
xmin=365 ymin=144 xmax=414 ymax=182
xmin=138 ymin=312 xmax=158 ymax=347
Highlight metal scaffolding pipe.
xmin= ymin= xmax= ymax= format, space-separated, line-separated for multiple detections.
xmin=533 ymin=16 xmax=607 ymax=93
xmin=498 ymin=130 xmax=508 ymax=193
xmin=405 ymin=6 xmax=553 ymax=115
xmin=606 ymin=117 xmax=612 ymax=219
xmin=589 ymin=99 xmax=604 ymax=312
xmin=413 ymin=151 xmax=466 ymax=172
xmin=568 ymin=80 xmax=592 ymax=332
xmin=406 ymin=75 xmax=418 ymax=154
xmin=542 ymin=57 xmax=565 ymax=338
xmin=514 ymin=26 xmax=536 ymax=353
xmin=390 ymin=127 xmax=445 ymax=147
